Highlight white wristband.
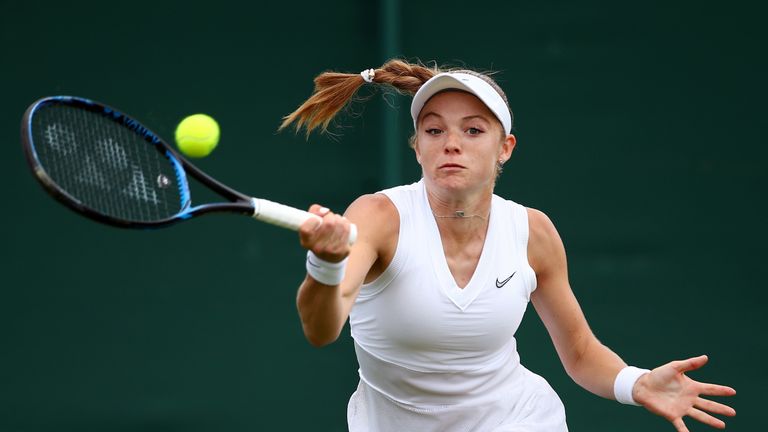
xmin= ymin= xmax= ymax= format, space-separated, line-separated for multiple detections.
xmin=306 ymin=251 xmax=348 ymax=286
xmin=614 ymin=366 xmax=651 ymax=406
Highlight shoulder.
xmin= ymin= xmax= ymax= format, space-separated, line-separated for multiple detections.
xmin=344 ymin=193 xmax=399 ymax=253
xmin=526 ymin=207 xmax=560 ymax=242
xmin=525 ymin=207 xmax=567 ymax=276
xmin=346 ymin=193 xmax=398 ymax=221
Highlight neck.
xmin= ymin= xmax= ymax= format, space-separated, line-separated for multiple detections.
xmin=426 ymin=185 xmax=492 ymax=236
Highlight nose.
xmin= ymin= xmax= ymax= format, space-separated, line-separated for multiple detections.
xmin=444 ymin=131 xmax=461 ymax=154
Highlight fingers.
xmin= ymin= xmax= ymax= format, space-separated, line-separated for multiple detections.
xmin=299 ymin=204 xmax=325 ymax=236
xmin=677 ymin=398 xmax=736 ymax=431
xmin=687 ymin=407 xmax=726 ymax=429
xmin=672 ymin=418 xmax=690 ymax=432
xmin=698 ymin=382 xmax=737 ymax=397
xmin=299 ymin=204 xmax=352 ymax=261
xmin=651 ymin=356 xmax=735 ymax=432
xmin=695 ymin=397 xmax=736 ymax=417
xmin=301 ymin=204 xmax=328 ymax=231
xmin=308 ymin=204 xmax=331 ymax=225
xmin=308 ymin=204 xmax=330 ymax=217
xmin=671 ymin=355 xmax=709 ymax=373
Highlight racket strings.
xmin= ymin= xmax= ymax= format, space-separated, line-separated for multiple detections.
xmin=32 ymin=104 xmax=185 ymax=222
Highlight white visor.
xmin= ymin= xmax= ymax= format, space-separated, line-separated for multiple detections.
xmin=410 ymin=72 xmax=512 ymax=134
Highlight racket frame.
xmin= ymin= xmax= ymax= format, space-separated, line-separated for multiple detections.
xmin=21 ymin=96 xmax=355 ymax=244
xmin=21 ymin=96 xmax=256 ymax=229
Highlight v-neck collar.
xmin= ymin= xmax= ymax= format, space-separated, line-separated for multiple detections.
xmin=421 ymin=182 xmax=496 ymax=311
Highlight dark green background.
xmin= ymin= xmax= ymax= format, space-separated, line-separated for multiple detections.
xmin=1 ymin=0 xmax=764 ymax=430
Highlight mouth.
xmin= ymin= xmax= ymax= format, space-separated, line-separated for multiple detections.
xmin=439 ymin=163 xmax=466 ymax=169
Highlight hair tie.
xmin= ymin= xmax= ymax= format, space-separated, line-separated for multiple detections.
xmin=360 ymin=68 xmax=375 ymax=83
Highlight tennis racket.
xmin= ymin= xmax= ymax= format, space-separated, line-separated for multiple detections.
xmin=21 ymin=95 xmax=357 ymax=244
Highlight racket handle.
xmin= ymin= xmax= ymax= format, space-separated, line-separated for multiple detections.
xmin=251 ymin=198 xmax=357 ymax=245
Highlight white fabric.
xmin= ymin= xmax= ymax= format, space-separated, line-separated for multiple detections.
xmin=614 ymin=366 xmax=650 ymax=406
xmin=347 ymin=179 xmax=567 ymax=431
xmin=411 ymin=72 xmax=513 ymax=133
xmin=305 ymin=250 xmax=347 ymax=286
xmin=348 ymin=368 xmax=567 ymax=432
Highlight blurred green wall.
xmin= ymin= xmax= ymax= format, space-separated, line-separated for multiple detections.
xmin=1 ymin=1 xmax=764 ymax=431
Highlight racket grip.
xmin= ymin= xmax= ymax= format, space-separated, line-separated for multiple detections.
xmin=251 ymin=198 xmax=357 ymax=245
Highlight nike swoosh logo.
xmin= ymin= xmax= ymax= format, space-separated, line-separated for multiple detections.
xmin=496 ymin=272 xmax=517 ymax=288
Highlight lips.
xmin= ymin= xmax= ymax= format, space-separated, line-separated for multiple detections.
xmin=439 ymin=163 xmax=466 ymax=169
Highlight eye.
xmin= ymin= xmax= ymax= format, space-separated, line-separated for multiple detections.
xmin=466 ymin=127 xmax=484 ymax=135
xmin=425 ymin=128 xmax=443 ymax=135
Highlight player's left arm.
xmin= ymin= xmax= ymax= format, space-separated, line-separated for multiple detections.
xmin=527 ymin=207 xmax=736 ymax=431
xmin=526 ymin=207 xmax=624 ymax=398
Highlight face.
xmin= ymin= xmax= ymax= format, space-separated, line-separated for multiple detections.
xmin=414 ymin=90 xmax=515 ymax=195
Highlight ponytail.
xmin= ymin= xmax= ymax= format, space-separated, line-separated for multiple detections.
xmin=279 ymin=59 xmax=438 ymax=137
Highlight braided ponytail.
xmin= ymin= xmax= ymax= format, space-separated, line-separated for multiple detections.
xmin=279 ymin=59 xmax=439 ymax=137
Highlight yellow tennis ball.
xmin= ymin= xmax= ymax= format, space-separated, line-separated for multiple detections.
xmin=175 ymin=114 xmax=220 ymax=158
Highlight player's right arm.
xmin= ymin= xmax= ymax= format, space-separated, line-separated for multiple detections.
xmin=296 ymin=193 xmax=397 ymax=347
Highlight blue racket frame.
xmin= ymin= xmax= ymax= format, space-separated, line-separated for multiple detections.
xmin=21 ymin=96 xmax=256 ymax=228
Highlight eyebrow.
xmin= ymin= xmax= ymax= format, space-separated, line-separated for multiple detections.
xmin=461 ymin=115 xmax=491 ymax=123
xmin=420 ymin=112 xmax=491 ymax=123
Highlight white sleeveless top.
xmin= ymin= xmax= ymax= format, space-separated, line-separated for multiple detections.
xmin=348 ymin=180 xmax=568 ymax=431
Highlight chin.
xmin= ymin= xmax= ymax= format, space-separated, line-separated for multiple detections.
xmin=435 ymin=173 xmax=495 ymax=193
xmin=431 ymin=174 xmax=471 ymax=191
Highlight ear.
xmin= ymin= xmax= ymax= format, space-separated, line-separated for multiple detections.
xmin=498 ymin=134 xmax=516 ymax=163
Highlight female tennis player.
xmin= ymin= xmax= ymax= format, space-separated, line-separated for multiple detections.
xmin=282 ymin=60 xmax=736 ymax=432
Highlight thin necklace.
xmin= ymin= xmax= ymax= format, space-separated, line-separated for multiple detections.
xmin=432 ymin=210 xmax=489 ymax=220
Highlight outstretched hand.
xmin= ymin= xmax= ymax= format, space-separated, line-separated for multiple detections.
xmin=634 ymin=355 xmax=736 ymax=432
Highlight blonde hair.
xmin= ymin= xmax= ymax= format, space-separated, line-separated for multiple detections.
xmin=279 ymin=59 xmax=512 ymax=138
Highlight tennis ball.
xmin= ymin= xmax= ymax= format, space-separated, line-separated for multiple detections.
xmin=175 ymin=114 xmax=220 ymax=158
